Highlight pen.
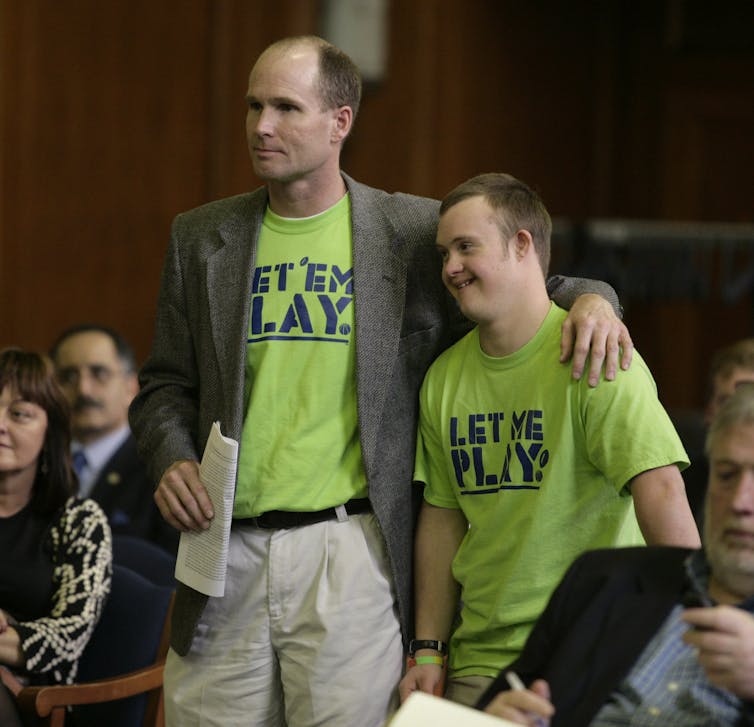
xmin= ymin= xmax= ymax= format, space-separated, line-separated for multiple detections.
xmin=505 ymin=671 xmax=526 ymax=691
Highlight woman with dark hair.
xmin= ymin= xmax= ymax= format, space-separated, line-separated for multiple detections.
xmin=0 ymin=348 xmax=111 ymax=726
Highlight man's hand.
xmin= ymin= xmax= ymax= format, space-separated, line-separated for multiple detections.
xmin=560 ymin=293 xmax=633 ymax=386
xmin=398 ymin=663 xmax=444 ymax=703
xmin=484 ymin=678 xmax=555 ymax=725
xmin=683 ymin=606 xmax=754 ymax=700
xmin=154 ymin=459 xmax=214 ymax=532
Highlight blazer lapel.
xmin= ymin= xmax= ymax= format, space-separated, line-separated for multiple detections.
xmin=347 ymin=177 xmax=408 ymax=471
xmin=206 ymin=190 xmax=268 ymax=440
xmin=580 ymin=556 xmax=687 ymax=714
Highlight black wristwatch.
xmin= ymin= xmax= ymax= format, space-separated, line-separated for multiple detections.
xmin=408 ymin=639 xmax=448 ymax=656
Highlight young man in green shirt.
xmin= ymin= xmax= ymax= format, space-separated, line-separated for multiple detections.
xmin=400 ymin=173 xmax=701 ymax=707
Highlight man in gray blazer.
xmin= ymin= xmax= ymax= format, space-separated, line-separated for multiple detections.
xmin=129 ymin=35 xmax=631 ymax=727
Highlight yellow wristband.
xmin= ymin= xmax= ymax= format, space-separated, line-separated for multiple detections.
xmin=415 ymin=655 xmax=444 ymax=666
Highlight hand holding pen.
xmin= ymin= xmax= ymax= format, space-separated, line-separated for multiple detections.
xmin=483 ymin=671 xmax=554 ymax=726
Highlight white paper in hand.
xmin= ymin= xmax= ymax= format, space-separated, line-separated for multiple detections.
xmin=174 ymin=421 xmax=238 ymax=597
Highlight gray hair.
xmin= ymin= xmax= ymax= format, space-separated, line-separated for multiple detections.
xmin=705 ymin=383 xmax=754 ymax=456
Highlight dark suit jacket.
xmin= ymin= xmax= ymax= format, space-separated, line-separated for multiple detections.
xmin=477 ymin=547 xmax=754 ymax=726
xmin=129 ymin=173 xmax=620 ymax=656
xmin=89 ymin=434 xmax=178 ymax=554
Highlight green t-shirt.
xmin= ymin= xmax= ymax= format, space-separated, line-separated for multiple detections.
xmin=415 ymin=303 xmax=689 ymax=677
xmin=233 ymin=194 xmax=368 ymax=517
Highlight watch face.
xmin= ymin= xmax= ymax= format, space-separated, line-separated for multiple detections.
xmin=409 ymin=639 xmax=447 ymax=656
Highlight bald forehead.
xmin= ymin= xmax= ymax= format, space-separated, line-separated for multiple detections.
xmin=263 ymin=36 xmax=323 ymax=58
xmin=249 ymin=44 xmax=320 ymax=87
xmin=254 ymin=41 xmax=319 ymax=74
xmin=247 ymin=43 xmax=326 ymax=115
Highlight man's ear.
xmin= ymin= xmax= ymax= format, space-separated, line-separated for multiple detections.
xmin=125 ymin=372 xmax=140 ymax=400
xmin=331 ymin=105 xmax=353 ymax=143
xmin=514 ymin=230 xmax=533 ymax=261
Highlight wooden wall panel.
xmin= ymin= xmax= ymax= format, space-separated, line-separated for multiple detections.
xmin=339 ymin=0 xmax=443 ymax=196
xmin=607 ymin=2 xmax=754 ymax=409
xmin=649 ymin=86 xmax=754 ymax=408
xmin=342 ymin=1 xmax=618 ymax=215
xmin=0 ymin=0 xmax=214 ymax=361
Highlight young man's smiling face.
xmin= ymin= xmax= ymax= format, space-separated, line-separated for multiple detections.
xmin=436 ymin=195 xmax=516 ymax=326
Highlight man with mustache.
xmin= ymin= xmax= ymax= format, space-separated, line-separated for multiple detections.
xmin=478 ymin=385 xmax=754 ymax=726
xmin=50 ymin=324 xmax=177 ymax=553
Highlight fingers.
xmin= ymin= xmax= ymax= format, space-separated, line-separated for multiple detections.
xmin=693 ymin=644 xmax=752 ymax=696
xmin=682 ymin=608 xmax=731 ymax=656
xmin=600 ymin=320 xmax=632 ymax=385
xmin=566 ymin=318 xmax=606 ymax=386
xmin=561 ymin=307 xmax=631 ymax=386
xmin=691 ymin=604 xmax=754 ymax=631
xmin=154 ymin=459 xmax=214 ymax=532
xmin=398 ymin=671 xmax=419 ymax=703
xmin=682 ymin=606 xmax=754 ymax=699
xmin=530 ymin=679 xmax=552 ymax=701
xmin=582 ymin=316 xmax=628 ymax=386
xmin=682 ymin=606 xmax=725 ymax=632
xmin=618 ymin=323 xmax=634 ymax=371
xmin=484 ymin=687 xmax=554 ymax=725
xmin=398 ymin=665 xmax=443 ymax=703
xmin=584 ymin=321 xmax=608 ymax=386
xmin=683 ymin=605 xmax=753 ymax=641
xmin=559 ymin=318 xmax=575 ymax=370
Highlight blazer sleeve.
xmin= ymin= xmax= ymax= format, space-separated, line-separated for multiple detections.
xmin=130 ymin=221 xmax=202 ymax=483
xmin=546 ymin=274 xmax=622 ymax=317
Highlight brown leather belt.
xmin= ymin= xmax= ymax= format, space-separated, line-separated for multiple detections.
xmin=233 ymin=498 xmax=371 ymax=530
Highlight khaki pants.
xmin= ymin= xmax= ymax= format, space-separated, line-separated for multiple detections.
xmin=165 ymin=513 xmax=402 ymax=727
